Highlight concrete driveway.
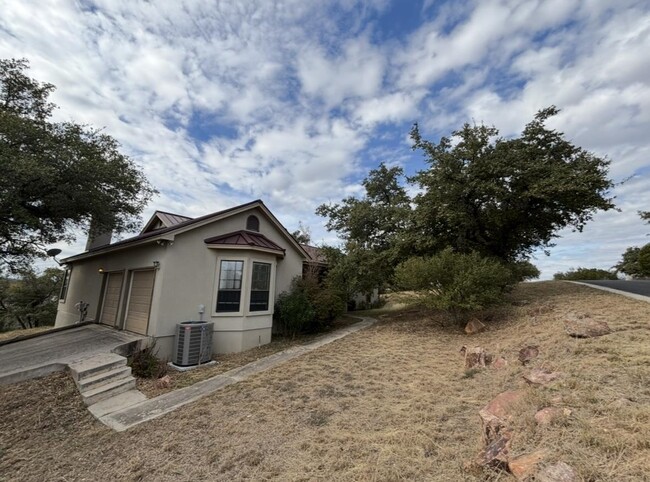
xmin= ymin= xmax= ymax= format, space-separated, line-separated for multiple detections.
xmin=578 ymin=280 xmax=650 ymax=298
xmin=0 ymin=324 xmax=144 ymax=385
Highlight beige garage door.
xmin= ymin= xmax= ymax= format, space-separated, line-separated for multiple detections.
xmin=99 ymin=272 xmax=124 ymax=326
xmin=124 ymin=270 xmax=155 ymax=335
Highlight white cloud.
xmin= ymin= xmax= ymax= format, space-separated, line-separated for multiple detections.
xmin=1 ymin=0 xmax=648 ymax=280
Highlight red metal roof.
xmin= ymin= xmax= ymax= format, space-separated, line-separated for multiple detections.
xmin=300 ymin=244 xmax=327 ymax=264
xmin=157 ymin=211 xmax=193 ymax=227
xmin=204 ymin=230 xmax=286 ymax=254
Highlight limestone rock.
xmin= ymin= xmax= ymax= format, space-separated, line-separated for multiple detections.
xmin=465 ymin=318 xmax=486 ymax=335
xmin=518 ymin=345 xmax=539 ymax=364
xmin=475 ymin=431 xmax=511 ymax=468
xmin=460 ymin=346 xmax=490 ymax=369
xmin=536 ymin=461 xmax=578 ymax=482
xmin=535 ymin=407 xmax=572 ymax=425
xmin=474 ymin=391 xmax=525 ymax=469
xmin=482 ymin=390 xmax=525 ymax=420
xmin=524 ymin=368 xmax=562 ymax=386
xmin=156 ymin=375 xmax=172 ymax=389
xmin=564 ymin=312 xmax=611 ymax=338
xmin=508 ymin=450 xmax=547 ymax=480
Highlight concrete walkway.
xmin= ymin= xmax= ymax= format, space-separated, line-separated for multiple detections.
xmin=0 ymin=324 xmax=144 ymax=385
xmin=99 ymin=316 xmax=377 ymax=432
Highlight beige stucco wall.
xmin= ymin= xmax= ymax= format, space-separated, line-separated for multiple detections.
xmin=55 ymin=243 xmax=168 ymax=330
xmin=55 ymin=206 xmax=306 ymax=358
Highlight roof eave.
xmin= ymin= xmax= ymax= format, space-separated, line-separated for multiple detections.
xmin=61 ymin=235 xmax=175 ymax=263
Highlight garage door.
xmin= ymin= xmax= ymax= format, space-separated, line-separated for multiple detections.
xmin=124 ymin=270 xmax=155 ymax=335
xmin=99 ymin=272 xmax=123 ymax=326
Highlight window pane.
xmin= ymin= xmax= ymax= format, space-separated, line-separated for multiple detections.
xmin=250 ymin=262 xmax=271 ymax=311
xmin=249 ymin=290 xmax=269 ymax=311
xmin=251 ymin=263 xmax=270 ymax=291
xmin=59 ymin=269 xmax=71 ymax=301
xmin=217 ymin=260 xmax=243 ymax=312
xmin=219 ymin=260 xmax=243 ymax=290
xmin=217 ymin=290 xmax=241 ymax=312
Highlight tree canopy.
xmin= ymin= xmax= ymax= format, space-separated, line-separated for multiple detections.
xmin=410 ymin=107 xmax=615 ymax=261
xmin=316 ymin=163 xmax=413 ymax=288
xmin=0 ymin=267 xmax=63 ymax=331
xmin=0 ymin=58 xmax=156 ymax=272
xmin=318 ymin=108 xmax=615 ymax=284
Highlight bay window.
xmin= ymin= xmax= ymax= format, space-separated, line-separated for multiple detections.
xmin=216 ymin=260 xmax=244 ymax=312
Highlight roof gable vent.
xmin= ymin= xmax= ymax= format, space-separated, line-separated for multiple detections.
xmin=246 ymin=215 xmax=260 ymax=232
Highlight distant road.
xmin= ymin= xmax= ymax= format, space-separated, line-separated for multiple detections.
xmin=579 ymin=280 xmax=650 ymax=298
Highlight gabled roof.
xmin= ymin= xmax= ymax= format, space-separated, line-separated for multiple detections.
xmin=141 ymin=211 xmax=193 ymax=234
xmin=62 ymin=200 xmax=310 ymax=263
xmin=205 ymin=230 xmax=286 ymax=256
xmin=301 ymin=244 xmax=327 ymax=264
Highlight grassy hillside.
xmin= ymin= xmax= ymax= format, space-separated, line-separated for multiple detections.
xmin=1 ymin=282 xmax=648 ymax=481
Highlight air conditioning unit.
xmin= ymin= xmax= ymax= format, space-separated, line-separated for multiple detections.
xmin=173 ymin=321 xmax=214 ymax=366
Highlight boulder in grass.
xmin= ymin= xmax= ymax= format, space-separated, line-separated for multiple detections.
xmin=460 ymin=346 xmax=490 ymax=369
xmin=465 ymin=318 xmax=487 ymax=335
xmin=518 ymin=345 xmax=539 ymax=364
xmin=564 ymin=312 xmax=611 ymax=338
xmin=508 ymin=450 xmax=547 ymax=480
xmin=475 ymin=431 xmax=512 ymax=468
xmin=524 ymin=368 xmax=562 ymax=386
xmin=482 ymin=390 xmax=525 ymax=421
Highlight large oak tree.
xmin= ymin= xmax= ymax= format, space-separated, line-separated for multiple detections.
xmin=410 ymin=107 xmax=615 ymax=261
xmin=318 ymin=107 xmax=615 ymax=284
xmin=0 ymin=59 xmax=156 ymax=272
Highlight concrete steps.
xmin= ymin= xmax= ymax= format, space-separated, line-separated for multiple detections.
xmin=69 ymin=353 xmax=137 ymax=406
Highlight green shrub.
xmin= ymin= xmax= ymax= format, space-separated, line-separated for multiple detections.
xmin=310 ymin=286 xmax=346 ymax=328
xmin=274 ymin=275 xmax=346 ymax=337
xmin=129 ymin=338 xmax=168 ymax=379
xmin=505 ymin=260 xmax=540 ymax=282
xmin=553 ymin=267 xmax=618 ymax=280
xmin=394 ymin=248 xmax=513 ymax=322
xmin=274 ymin=279 xmax=315 ymax=338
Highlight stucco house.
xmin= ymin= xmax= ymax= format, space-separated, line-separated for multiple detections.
xmin=54 ymin=200 xmax=313 ymax=359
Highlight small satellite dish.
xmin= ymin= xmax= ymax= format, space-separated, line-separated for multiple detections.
xmin=46 ymin=248 xmax=62 ymax=257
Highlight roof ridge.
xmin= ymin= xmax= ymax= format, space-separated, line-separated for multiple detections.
xmin=154 ymin=209 xmax=193 ymax=219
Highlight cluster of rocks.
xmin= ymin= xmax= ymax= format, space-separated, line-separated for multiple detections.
xmin=471 ymin=386 xmax=575 ymax=480
xmin=467 ymin=372 xmax=574 ymax=480
xmin=459 ymin=312 xmax=607 ymax=480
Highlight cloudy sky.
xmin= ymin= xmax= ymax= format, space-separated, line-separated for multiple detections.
xmin=2 ymin=0 xmax=649 ymax=278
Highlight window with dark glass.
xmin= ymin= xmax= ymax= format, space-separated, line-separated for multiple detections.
xmin=59 ymin=268 xmax=71 ymax=301
xmin=216 ymin=260 xmax=244 ymax=312
xmin=249 ymin=262 xmax=271 ymax=311
xmin=246 ymin=215 xmax=260 ymax=232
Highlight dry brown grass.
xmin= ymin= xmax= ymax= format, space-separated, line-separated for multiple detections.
xmin=138 ymin=315 xmax=361 ymax=397
xmin=0 ymin=326 xmax=53 ymax=342
xmin=1 ymin=282 xmax=649 ymax=481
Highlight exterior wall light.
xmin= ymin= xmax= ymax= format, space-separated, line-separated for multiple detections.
xmin=98 ymin=268 xmax=104 ymax=273
xmin=153 ymin=261 xmax=160 ymax=269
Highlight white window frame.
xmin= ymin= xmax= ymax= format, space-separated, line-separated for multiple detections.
xmin=59 ymin=267 xmax=72 ymax=303
xmin=211 ymin=254 xmax=276 ymax=317
xmin=213 ymin=256 xmax=247 ymax=317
